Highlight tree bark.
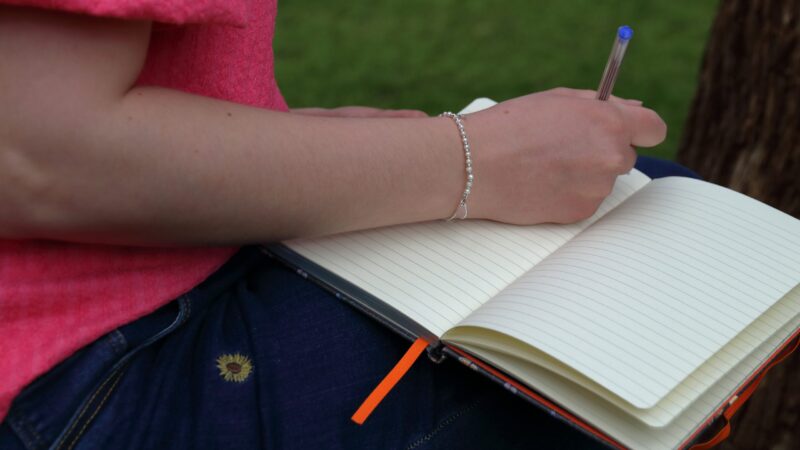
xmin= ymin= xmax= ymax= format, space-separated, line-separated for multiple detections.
xmin=677 ymin=0 xmax=800 ymax=448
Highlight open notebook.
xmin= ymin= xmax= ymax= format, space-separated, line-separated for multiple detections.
xmin=264 ymin=99 xmax=800 ymax=449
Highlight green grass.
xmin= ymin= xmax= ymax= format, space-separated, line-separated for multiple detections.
xmin=274 ymin=0 xmax=717 ymax=159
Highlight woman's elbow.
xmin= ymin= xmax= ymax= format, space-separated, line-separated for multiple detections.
xmin=0 ymin=143 xmax=65 ymax=239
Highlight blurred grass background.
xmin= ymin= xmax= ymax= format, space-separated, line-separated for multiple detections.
xmin=274 ymin=0 xmax=718 ymax=159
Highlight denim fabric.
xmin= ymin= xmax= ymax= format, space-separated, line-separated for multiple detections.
xmin=634 ymin=155 xmax=699 ymax=180
xmin=0 ymin=156 xmax=698 ymax=450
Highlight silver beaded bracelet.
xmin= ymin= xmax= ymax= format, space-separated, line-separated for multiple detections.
xmin=440 ymin=112 xmax=473 ymax=221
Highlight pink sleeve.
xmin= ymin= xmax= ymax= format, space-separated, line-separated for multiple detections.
xmin=0 ymin=0 xmax=249 ymax=25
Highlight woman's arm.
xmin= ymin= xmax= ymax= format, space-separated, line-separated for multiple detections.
xmin=0 ymin=6 xmax=665 ymax=246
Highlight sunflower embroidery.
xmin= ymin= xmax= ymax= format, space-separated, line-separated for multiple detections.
xmin=215 ymin=353 xmax=254 ymax=383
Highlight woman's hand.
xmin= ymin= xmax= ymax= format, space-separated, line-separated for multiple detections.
xmin=291 ymin=106 xmax=427 ymax=118
xmin=460 ymin=87 xmax=666 ymax=224
xmin=288 ymin=92 xmax=666 ymax=228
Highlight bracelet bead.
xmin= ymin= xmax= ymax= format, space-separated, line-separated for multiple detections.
xmin=440 ymin=111 xmax=473 ymax=221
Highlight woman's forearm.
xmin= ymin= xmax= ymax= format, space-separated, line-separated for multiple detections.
xmin=0 ymin=8 xmax=465 ymax=245
xmin=5 ymin=86 xmax=464 ymax=245
xmin=15 ymin=87 xmax=463 ymax=244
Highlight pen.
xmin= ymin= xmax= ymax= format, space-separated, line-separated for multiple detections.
xmin=597 ymin=25 xmax=633 ymax=100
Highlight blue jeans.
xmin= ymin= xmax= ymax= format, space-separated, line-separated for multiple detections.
xmin=0 ymin=157 xmax=698 ymax=450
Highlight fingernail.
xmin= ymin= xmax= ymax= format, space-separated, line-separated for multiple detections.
xmin=627 ymin=99 xmax=644 ymax=106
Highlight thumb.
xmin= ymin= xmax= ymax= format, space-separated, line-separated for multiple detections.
xmin=613 ymin=103 xmax=667 ymax=148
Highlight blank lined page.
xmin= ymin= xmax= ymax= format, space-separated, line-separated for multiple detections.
xmin=286 ymin=170 xmax=650 ymax=337
xmin=458 ymin=176 xmax=800 ymax=408
xmin=460 ymin=308 xmax=800 ymax=450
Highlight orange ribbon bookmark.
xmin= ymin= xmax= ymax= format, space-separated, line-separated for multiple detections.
xmin=351 ymin=337 xmax=428 ymax=425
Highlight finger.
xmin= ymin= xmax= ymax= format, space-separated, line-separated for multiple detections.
xmin=620 ymin=145 xmax=639 ymax=174
xmin=290 ymin=107 xmax=335 ymax=116
xmin=331 ymin=106 xmax=384 ymax=117
xmin=613 ymin=103 xmax=667 ymax=148
xmin=549 ymin=87 xmax=642 ymax=106
xmin=290 ymin=107 xmax=380 ymax=117
xmin=328 ymin=107 xmax=427 ymax=118
xmin=291 ymin=106 xmax=428 ymax=118
xmin=340 ymin=108 xmax=427 ymax=118
xmin=617 ymin=98 xmax=643 ymax=107
xmin=374 ymin=109 xmax=428 ymax=118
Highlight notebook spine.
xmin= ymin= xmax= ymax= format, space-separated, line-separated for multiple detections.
xmin=426 ymin=342 xmax=447 ymax=364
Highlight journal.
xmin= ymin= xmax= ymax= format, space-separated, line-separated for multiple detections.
xmin=263 ymin=99 xmax=800 ymax=450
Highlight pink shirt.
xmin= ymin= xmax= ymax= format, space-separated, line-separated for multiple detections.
xmin=0 ymin=0 xmax=288 ymax=421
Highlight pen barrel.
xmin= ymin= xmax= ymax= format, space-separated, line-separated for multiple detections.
xmin=597 ymin=37 xmax=629 ymax=100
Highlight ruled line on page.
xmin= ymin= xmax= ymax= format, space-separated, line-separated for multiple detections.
xmin=346 ymin=230 xmax=489 ymax=301
xmin=514 ymin=267 xmax=794 ymax=363
xmin=291 ymin=239 xmax=458 ymax=335
xmin=583 ymin=220 xmax=794 ymax=289
xmin=616 ymin=205 xmax=798 ymax=279
xmin=388 ymin=225 xmax=519 ymax=287
xmin=501 ymin=279 xmax=719 ymax=360
xmin=645 ymin=183 xmax=800 ymax=243
xmin=545 ymin=247 xmax=772 ymax=319
xmin=520 ymin=259 xmax=746 ymax=340
xmin=565 ymin=233 xmax=784 ymax=303
xmin=366 ymin=230 xmax=497 ymax=297
xmin=633 ymin=191 xmax=800 ymax=265
xmin=470 ymin=220 xmax=568 ymax=256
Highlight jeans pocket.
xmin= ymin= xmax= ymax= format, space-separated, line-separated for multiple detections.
xmin=5 ymin=298 xmax=185 ymax=450
xmin=5 ymin=331 xmax=128 ymax=450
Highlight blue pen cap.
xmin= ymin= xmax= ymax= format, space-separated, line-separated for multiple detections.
xmin=618 ymin=25 xmax=634 ymax=41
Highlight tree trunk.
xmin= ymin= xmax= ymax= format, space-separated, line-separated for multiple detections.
xmin=677 ymin=0 xmax=800 ymax=448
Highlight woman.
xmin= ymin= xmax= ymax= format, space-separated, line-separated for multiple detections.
xmin=0 ymin=1 xmax=692 ymax=448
